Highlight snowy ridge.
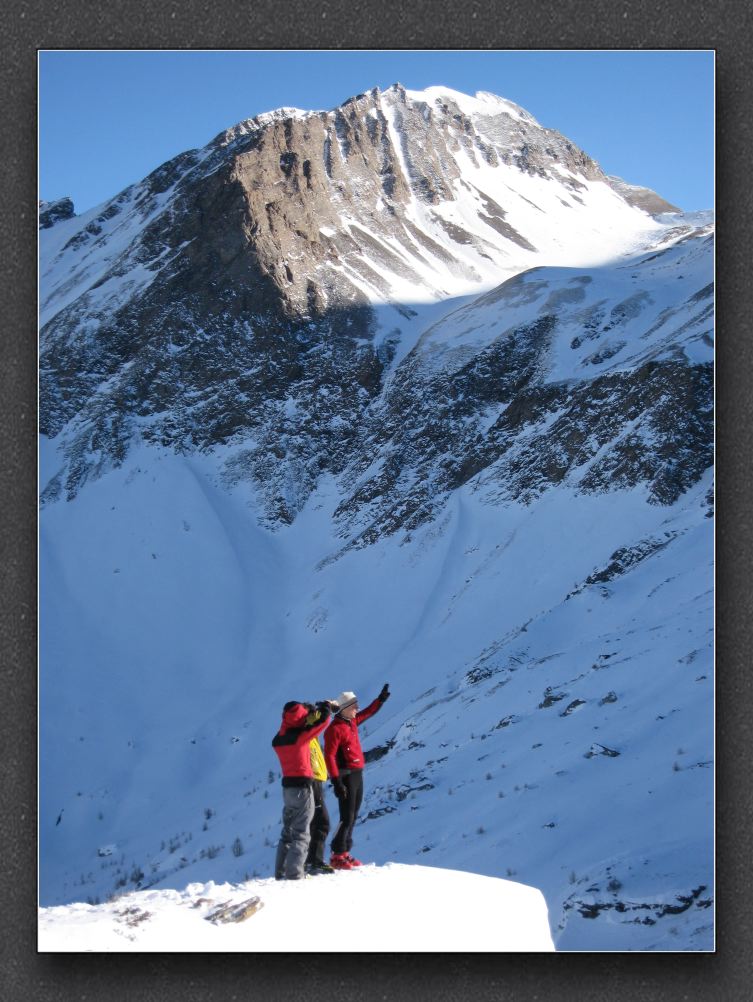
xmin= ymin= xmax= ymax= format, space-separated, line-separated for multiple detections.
xmin=411 ymin=224 xmax=713 ymax=379
xmin=405 ymin=85 xmax=534 ymax=123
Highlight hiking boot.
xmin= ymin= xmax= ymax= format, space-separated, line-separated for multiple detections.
xmin=330 ymin=852 xmax=354 ymax=870
xmin=344 ymin=853 xmax=362 ymax=866
xmin=306 ymin=862 xmax=335 ymax=875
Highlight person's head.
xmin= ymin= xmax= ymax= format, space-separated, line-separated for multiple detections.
xmin=281 ymin=701 xmax=308 ymax=727
xmin=333 ymin=691 xmax=358 ymax=719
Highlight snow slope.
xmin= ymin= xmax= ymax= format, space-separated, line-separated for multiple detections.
xmin=411 ymin=225 xmax=713 ymax=379
xmin=38 ymin=863 xmax=554 ymax=952
xmin=39 ymin=439 xmax=713 ymax=951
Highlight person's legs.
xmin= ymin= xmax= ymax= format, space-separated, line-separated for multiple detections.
xmin=278 ymin=786 xmax=315 ymax=879
xmin=275 ymin=790 xmax=293 ymax=878
xmin=330 ymin=775 xmax=357 ymax=856
xmin=343 ymin=771 xmax=364 ymax=855
xmin=274 ymin=834 xmax=287 ymax=880
xmin=306 ymin=780 xmax=330 ymax=867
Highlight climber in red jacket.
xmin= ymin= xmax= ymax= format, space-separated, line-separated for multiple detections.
xmin=324 ymin=684 xmax=390 ymax=869
xmin=272 ymin=699 xmax=333 ymax=880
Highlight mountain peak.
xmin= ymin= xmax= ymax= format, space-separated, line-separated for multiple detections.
xmin=403 ymin=84 xmax=535 ymax=124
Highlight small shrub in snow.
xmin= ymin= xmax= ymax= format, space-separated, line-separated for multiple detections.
xmin=232 ymin=837 xmax=244 ymax=857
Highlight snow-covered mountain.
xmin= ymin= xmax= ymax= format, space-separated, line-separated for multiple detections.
xmin=39 ymin=84 xmax=713 ymax=951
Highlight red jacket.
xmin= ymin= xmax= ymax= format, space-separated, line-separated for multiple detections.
xmin=272 ymin=703 xmax=331 ymax=787
xmin=324 ymin=698 xmax=383 ymax=777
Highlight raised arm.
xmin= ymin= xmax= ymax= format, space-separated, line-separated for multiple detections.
xmin=356 ymin=683 xmax=390 ymax=725
xmin=295 ymin=703 xmax=331 ymax=745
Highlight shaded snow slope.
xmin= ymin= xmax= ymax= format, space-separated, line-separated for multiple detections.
xmin=39 ymin=442 xmax=713 ymax=951
xmin=38 ymin=863 xmax=554 ymax=952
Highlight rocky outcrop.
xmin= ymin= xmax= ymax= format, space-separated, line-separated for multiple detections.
xmin=225 ymin=84 xmax=614 ymax=314
xmin=39 ymin=197 xmax=75 ymax=228
xmin=606 ymin=176 xmax=681 ymax=215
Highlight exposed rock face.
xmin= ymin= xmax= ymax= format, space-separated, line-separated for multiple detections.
xmin=39 ymin=84 xmax=712 ymax=534
xmin=39 ymin=197 xmax=75 ymax=228
xmin=606 ymin=175 xmax=681 ymax=215
xmin=222 ymin=84 xmax=627 ymax=313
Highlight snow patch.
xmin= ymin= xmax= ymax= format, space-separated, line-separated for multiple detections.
xmin=38 ymin=863 xmax=554 ymax=952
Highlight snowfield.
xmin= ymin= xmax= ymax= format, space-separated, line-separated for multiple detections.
xmin=38 ymin=863 xmax=554 ymax=952
xmin=38 ymin=442 xmax=713 ymax=951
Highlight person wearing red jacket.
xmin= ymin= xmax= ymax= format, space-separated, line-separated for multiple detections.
xmin=272 ymin=699 xmax=333 ymax=880
xmin=324 ymin=684 xmax=390 ymax=869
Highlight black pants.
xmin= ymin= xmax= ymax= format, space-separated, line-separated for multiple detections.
xmin=305 ymin=780 xmax=330 ymax=867
xmin=330 ymin=770 xmax=364 ymax=855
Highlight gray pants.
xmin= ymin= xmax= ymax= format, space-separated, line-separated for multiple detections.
xmin=275 ymin=785 xmax=315 ymax=879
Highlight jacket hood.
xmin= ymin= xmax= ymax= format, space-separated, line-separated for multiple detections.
xmin=281 ymin=702 xmax=309 ymax=728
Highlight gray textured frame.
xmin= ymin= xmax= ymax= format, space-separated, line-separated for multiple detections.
xmin=4 ymin=1 xmax=748 ymax=998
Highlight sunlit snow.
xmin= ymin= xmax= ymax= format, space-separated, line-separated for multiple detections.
xmin=38 ymin=863 xmax=554 ymax=952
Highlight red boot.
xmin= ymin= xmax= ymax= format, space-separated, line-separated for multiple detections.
xmin=345 ymin=853 xmax=362 ymax=866
xmin=330 ymin=853 xmax=354 ymax=870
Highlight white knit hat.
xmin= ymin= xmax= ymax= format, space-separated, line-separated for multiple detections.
xmin=333 ymin=691 xmax=357 ymax=711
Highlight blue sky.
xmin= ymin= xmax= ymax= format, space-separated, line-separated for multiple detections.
xmin=39 ymin=50 xmax=714 ymax=214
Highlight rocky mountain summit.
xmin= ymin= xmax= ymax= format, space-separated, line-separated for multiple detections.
xmin=40 ymin=84 xmax=710 ymax=533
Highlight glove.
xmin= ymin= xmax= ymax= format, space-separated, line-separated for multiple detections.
xmin=332 ymin=778 xmax=347 ymax=800
xmin=379 ymin=683 xmax=391 ymax=703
